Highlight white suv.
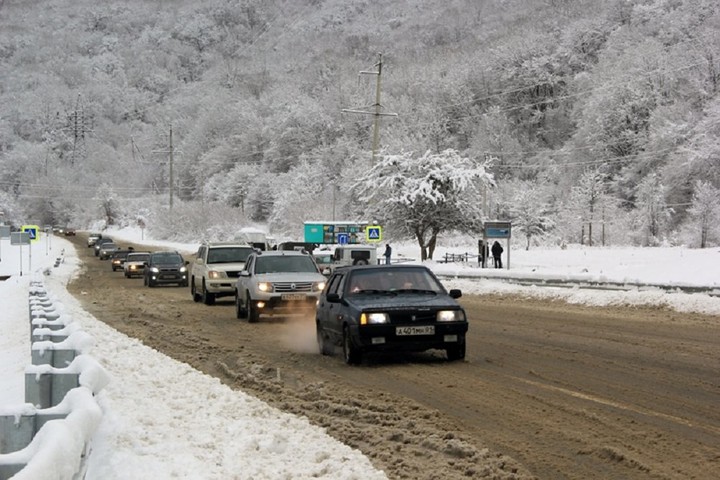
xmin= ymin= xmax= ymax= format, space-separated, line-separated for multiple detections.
xmin=234 ymin=250 xmax=326 ymax=322
xmin=190 ymin=242 xmax=255 ymax=305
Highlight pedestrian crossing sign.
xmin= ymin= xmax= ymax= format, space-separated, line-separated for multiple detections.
xmin=21 ymin=225 xmax=40 ymax=243
xmin=365 ymin=226 xmax=382 ymax=242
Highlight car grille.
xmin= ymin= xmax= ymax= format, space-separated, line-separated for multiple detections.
xmin=226 ymin=270 xmax=242 ymax=278
xmin=388 ymin=310 xmax=437 ymax=324
xmin=273 ymin=282 xmax=314 ymax=292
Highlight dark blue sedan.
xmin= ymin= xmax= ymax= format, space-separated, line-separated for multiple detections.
xmin=316 ymin=264 xmax=468 ymax=364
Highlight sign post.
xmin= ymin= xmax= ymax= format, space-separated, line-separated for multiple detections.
xmin=11 ymin=231 xmax=31 ymax=276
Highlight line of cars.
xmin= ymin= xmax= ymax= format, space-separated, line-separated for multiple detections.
xmin=89 ymin=234 xmax=469 ymax=364
xmin=187 ymin=241 xmax=468 ymax=364
xmin=87 ymin=233 xmax=189 ymax=287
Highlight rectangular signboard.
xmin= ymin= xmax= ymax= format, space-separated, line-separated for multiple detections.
xmin=10 ymin=232 xmax=31 ymax=245
xmin=0 ymin=226 xmax=10 ymax=239
xmin=484 ymin=221 xmax=512 ymax=239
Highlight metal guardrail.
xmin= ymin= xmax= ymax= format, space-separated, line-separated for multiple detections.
xmin=436 ymin=272 xmax=720 ymax=297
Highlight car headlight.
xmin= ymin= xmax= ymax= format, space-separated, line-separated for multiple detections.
xmin=150 ymin=267 xmax=160 ymax=273
xmin=257 ymin=282 xmax=273 ymax=292
xmin=207 ymin=270 xmax=224 ymax=279
xmin=437 ymin=310 xmax=465 ymax=322
xmin=179 ymin=266 xmax=187 ymax=273
xmin=360 ymin=312 xmax=389 ymax=325
xmin=313 ymin=281 xmax=326 ymax=292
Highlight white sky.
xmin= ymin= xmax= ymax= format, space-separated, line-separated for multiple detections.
xmin=1 ymin=229 xmax=719 ymax=479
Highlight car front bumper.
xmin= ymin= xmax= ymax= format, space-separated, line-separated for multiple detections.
xmin=348 ymin=322 xmax=468 ymax=353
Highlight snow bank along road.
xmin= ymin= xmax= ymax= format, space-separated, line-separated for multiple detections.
xmin=66 ymin=234 xmax=720 ymax=480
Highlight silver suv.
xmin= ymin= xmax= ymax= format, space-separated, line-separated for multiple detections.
xmin=190 ymin=242 xmax=255 ymax=305
xmin=234 ymin=250 xmax=326 ymax=323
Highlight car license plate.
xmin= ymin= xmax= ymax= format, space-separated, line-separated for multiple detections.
xmin=281 ymin=294 xmax=305 ymax=301
xmin=396 ymin=325 xmax=434 ymax=336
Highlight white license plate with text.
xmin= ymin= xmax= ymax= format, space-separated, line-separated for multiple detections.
xmin=281 ymin=294 xmax=305 ymax=301
xmin=396 ymin=325 xmax=435 ymax=336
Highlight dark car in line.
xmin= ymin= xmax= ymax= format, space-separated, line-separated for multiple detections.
xmin=143 ymin=251 xmax=189 ymax=287
xmin=93 ymin=237 xmax=113 ymax=256
xmin=110 ymin=249 xmax=135 ymax=271
xmin=315 ymin=264 xmax=468 ymax=365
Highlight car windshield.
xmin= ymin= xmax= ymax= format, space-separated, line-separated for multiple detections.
xmin=127 ymin=253 xmax=149 ymax=262
xmin=346 ymin=268 xmax=445 ymax=294
xmin=152 ymin=253 xmax=183 ymax=264
xmin=207 ymin=247 xmax=253 ymax=264
xmin=255 ymin=255 xmax=318 ymax=274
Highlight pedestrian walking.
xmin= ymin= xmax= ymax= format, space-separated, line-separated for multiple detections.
xmin=478 ymin=240 xmax=489 ymax=268
xmin=383 ymin=244 xmax=392 ymax=265
xmin=491 ymin=241 xmax=503 ymax=268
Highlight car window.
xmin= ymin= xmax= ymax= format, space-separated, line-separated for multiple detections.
xmin=327 ymin=273 xmax=344 ymax=295
xmin=207 ymin=247 xmax=252 ymax=264
xmin=127 ymin=253 xmax=149 ymax=262
xmin=347 ymin=268 xmax=444 ymax=294
xmin=254 ymin=255 xmax=318 ymax=274
xmin=151 ymin=253 xmax=183 ymax=264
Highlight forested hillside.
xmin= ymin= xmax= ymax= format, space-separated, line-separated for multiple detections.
xmin=1 ymin=0 xmax=718 ymax=248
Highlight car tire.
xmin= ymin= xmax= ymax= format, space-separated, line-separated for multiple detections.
xmin=317 ymin=323 xmax=333 ymax=356
xmin=180 ymin=280 xmax=188 ymax=288
xmin=201 ymin=280 xmax=215 ymax=305
xmin=191 ymin=279 xmax=201 ymax=302
xmin=247 ymin=293 xmax=260 ymax=323
xmin=446 ymin=338 xmax=466 ymax=361
xmin=343 ymin=326 xmax=361 ymax=365
xmin=235 ymin=291 xmax=247 ymax=319
xmin=353 ymin=259 xmax=369 ymax=266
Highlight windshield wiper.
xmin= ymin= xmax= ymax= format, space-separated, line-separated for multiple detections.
xmin=395 ymin=289 xmax=438 ymax=295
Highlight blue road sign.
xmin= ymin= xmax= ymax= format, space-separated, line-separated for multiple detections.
xmin=365 ymin=226 xmax=382 ymax=242
xmin=337 ymin=233 xmax=349 ymax=245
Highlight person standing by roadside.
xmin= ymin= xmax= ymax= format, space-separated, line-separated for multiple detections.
xmin=491 ymin=240 xmax=503 ymax=268
xmin=383 ymin=244 xmax=392 ymax=265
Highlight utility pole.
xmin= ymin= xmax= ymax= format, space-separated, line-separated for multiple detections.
xmin=169 ymin=126 xmax=174 ymax=211
xmin=342 ymin=53 xmax=397 ymax=164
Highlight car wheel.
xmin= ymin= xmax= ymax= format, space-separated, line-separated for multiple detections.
xmin=180 ymin=280 xmax=188 ymax=288
xmin=191 ymin=278 xmax=201 ymax=302
xmin=343 ymin=326 xmax=361 ymax=365
xmin=235 ymin=291 xmax=247 ymax=319
xmin=446 ymin=338 xmax=466 ymax=361
xmin=201 ymin=280 xmax=215 ymax=305
xmin=247 ymin=294 xmax=260 ymax=323
xmin=353 ymin=259 xmax=369 ymax=266
xmin=317 ymin=323 xmax=333 ymax=356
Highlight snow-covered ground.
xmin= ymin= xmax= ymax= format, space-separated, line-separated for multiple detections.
xmin=1 ymin=228 xmax=719 ymax=479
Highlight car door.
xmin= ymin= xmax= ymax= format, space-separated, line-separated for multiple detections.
xmin=319 ymin=272 xmax=346 ymax=343
xmin=238 ymin=255 xmax=255 ymax=304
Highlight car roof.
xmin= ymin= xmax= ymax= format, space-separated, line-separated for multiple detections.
xmin=206 ymin=242 xmax=253 ymax=246
xmin=253 ymin=250 xmax=310 ymax=257
xmin=335 ymin=264 xmax=430 ymax=273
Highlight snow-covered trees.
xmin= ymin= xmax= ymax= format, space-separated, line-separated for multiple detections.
xmin=507 ymin=181 xmax=554 ymax=250
xmin=687 ymin=180 xmax=720 ymax=248
xmin=354 ymin=149 xmax=493 ymax=260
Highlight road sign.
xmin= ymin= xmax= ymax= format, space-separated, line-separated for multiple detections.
xmin=11 ymin=232 xmax=31 ymax=245
xmin=0 ymin=225 xmax=10 ymax=238
xmin=337 ymin=233 xmax=349 ymax=245
xmin=484 ymin=221 xmax=511 ymax=239
xmin=365 ymin=226 xmax=382 ymax=242
xmin=21 ymin=225 xmax=40 ymax=243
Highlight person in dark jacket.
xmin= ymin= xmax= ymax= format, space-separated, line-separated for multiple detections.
xmin=491 ymin=241 xmax=503 ymax=268
xmin=383 ymin=244 xmax=392 ymax=265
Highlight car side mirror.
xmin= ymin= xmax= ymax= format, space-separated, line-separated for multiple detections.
xmin=185 ymin=260 xmax=190 ymax=265
xmin=239 ymin=271 xmax=250 ymax=277
xmin=142 ymin=262 xmax=149 ymax=267
xmin=326 ymin=292 xmax=341 ymax=303
xmin=449 ymin=289 xmax=462 ymax=299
